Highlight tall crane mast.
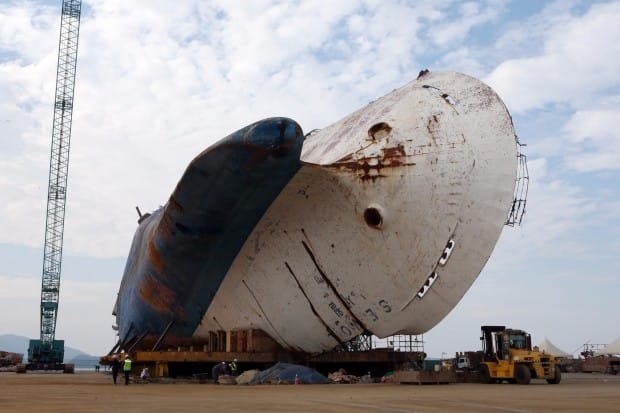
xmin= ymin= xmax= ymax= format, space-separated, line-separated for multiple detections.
xmin=27 ymin=0 xmax=82 ymax=372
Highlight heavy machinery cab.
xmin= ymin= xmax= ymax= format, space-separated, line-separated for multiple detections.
xmin=479 ymin=325 xmax=560 ymax=385
xmin=482 ymin=326 xmax=532 ymax=361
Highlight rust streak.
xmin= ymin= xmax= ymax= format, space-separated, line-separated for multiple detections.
xmin=426 ymin=114 xmax=439 ymax=146
xmin=383 ymin=145 xmax=406 ymax=159
xmin=138 ymin=271 xmax=181 ymax=316
xmin=330 ymin=143 xmax=415 ymax=182
xmin=336 ymin=153 xmax=355 ymax=163
xmin=147 ymin=239 xmax=167 ymax=273
xmin=168 ymin=196 xmax=183 ymax=214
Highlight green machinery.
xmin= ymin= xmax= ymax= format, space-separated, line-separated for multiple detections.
xmin=25 ymin=0 xmax=82 ymax=373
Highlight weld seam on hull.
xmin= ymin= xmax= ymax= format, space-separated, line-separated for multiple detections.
xmin=241 ymin=279 xmax=292 ymax=349
xmin=300 ymin=239 xmax=370 ymax=332
xmin=284 ymin=261 xmax=345 ymax=347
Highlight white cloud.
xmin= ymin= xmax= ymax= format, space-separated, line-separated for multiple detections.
xmin=485 ymin=1 xmax=620 ymax=113
xmin=526 ymin=178 xmax=597 ymax=245
xmin=0 ymin=2 xmax=57 ymax=62
xmin=430 ymin=0 xmax=507 ymax=47
xmin=563 ymin=107 xmax=620 ymax=171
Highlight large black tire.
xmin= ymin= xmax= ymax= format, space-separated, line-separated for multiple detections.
xmin=546 ymin=365 xmax=562 ymax=384
xmin=515 ymin=364 xmax=531 ymax=385
xmin=479 ymin=364 xmax=492 ymax=384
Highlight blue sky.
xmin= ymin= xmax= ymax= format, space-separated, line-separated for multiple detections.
xmin=1 ymin=0 xmax=618 ymax=357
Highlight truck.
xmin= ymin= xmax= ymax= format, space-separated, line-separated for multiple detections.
xmin=478 ymin=325 xmax=561 ymax=385
xmin=454 ymin=351 xmax=483 ymax=371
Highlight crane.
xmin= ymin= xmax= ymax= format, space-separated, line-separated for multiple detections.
xmin=26 ymin=0 xmax=82 ymax=372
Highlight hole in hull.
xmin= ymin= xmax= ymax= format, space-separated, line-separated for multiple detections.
xmin=364 ymin=207 xmax=383 ymax=229
xmin=368 ymin=122 xmax=392 ymax=140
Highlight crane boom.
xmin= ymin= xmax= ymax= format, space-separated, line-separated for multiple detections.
xmin=27 ymin=0 xmax=82 ymax=372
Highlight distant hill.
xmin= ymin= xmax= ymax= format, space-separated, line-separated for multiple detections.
xmin=0 ymin=334 xmax=99 ymax=368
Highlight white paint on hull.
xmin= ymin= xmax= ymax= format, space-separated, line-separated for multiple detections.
xmin=195 ymin=71 xmax=517 ymax=353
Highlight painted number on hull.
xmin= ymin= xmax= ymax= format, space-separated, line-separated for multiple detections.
xmin=341 ymin=294 xmax=355 ymax=307
xmin=327 ymin=303 xmax=357 ymax=338
xmin=379 ymin=299 xmax=392 ymax=313
xmin=329 ymin=302 xmax=344 ymax=318
xmin=365 ymin=308 xmax=378 ymax=322
xmin=365 ymin=299 xmax=392 ymax=322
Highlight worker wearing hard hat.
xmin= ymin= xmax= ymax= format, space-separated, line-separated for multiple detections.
xmin=230 ymin=358 xmax=238 ymax=376
xmin=123 ymin=356 xmax=132 ymax=385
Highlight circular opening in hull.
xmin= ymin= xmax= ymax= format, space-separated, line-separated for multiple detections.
xmin=364 ymin=207 xmax=383 ymax=229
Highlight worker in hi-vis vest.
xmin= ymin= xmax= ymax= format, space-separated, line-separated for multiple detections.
xmin=123 ymin=356 xmax=132 ymax=385
xmin=230 ymin=358 xmax=238 ymax=376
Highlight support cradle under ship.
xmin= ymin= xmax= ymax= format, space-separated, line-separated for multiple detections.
xmin=112 ymin=70 xmax=524 ymax=354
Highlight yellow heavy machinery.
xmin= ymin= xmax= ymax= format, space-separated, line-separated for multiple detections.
xmin=479 ymin=326 xmax=561 ymax=385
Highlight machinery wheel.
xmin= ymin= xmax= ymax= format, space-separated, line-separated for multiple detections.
xmin=546 ymin=365 xmax=561 ymax=384
xmin=515 ymin=364 xmax=531 ymax=385
xmin=479 ymin=364 xmax=492 ymax=384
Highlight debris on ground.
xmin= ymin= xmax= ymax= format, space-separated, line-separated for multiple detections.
xmin=326 ymin=368 xmax=382 ymax=383
xmin=236 ymin=369 xmax=259 ymax=384
xmin=381 ymin=371 xmax=395 ymax=383
xmin=249 ymin=362 xmax=330 ymax=384
xmin=328 ymin=368 xmax=359 ymax=383
xmin=0 ymin=351 xmax=24 ymax=372
xmin=359 ymin=372 xmax=374 ymax=383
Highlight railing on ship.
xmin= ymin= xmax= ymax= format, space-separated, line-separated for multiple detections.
xmin=505 ymin=137 xmax=529 ymax=227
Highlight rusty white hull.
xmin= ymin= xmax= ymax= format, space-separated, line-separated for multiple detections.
xmin=194 ymin=71 xmax=517 ymax=352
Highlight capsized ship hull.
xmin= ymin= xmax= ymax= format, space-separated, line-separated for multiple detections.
xmin=113 ymin=71 xmax=518 ymax=353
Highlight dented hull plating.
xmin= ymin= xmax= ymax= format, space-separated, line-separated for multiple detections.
xmin=114 ymin=71 xmax=517 ymax=353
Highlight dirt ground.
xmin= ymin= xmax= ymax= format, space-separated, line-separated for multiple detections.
xmin=1 ymin=372 xmax=619 ymax=413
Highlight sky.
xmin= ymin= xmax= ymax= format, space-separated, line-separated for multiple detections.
xmin=0 ymin=0 xmax=618 ymax=359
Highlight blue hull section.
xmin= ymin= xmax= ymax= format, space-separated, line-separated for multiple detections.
xmin=114 ymin=117 xmax=304 ymax=348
